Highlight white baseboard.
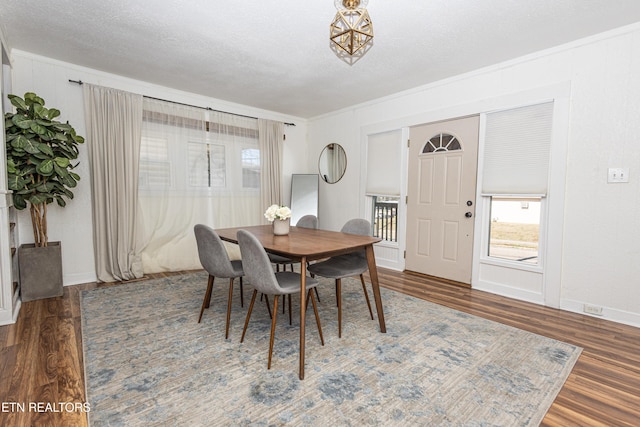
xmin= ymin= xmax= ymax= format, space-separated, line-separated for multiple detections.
xmin=0 ymin=299 xmax=21 ymax=326
xmin=64 ymin=272 xmax=98 ymax=287
xmin=560 ymin=299 xmax=640 ymax=329
xmin=473 ymin=280 xmax=545 ymax=305
xmin=473 ymin=281 xmax=640 ymax=328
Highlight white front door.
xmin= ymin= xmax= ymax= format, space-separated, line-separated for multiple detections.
xmin=406 ymin=115 xmax=479 ymax=284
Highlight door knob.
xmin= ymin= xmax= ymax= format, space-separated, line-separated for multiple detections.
xmin=465 ymin=212 xmax=473 ymax=218
xmin=467 ymin=200 xmax=473 ymax=206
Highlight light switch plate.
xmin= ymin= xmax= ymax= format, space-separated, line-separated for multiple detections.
xmin=607 ymin=167 xmax=629 ymax=183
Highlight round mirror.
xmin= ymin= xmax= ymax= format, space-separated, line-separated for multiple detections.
xmin=318 ymin=143 xmax=347 ymax=184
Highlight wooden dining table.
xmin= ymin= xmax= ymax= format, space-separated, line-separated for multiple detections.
xmin=215 ymin=224 xmax=386 ymax=379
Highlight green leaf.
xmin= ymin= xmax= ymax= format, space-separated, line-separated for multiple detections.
xmin=11 ymin=115 xmax=33 ymax=129
xmin=12 ymin=194 xmax=27 ymax=210
xmin=33 ymin=104 xmax=49 ymax=119
xmin=36 ymin=159 xmax=55 ymax=176
xmin=22 ymin=138 xmax=41 ymax=155
xmin=22 ymin=164 xmax=37 ymax=175
xmin=60 ymin=173 xmax=78 ymax=188
xmin=55 ymin=196 xmax=67 ymax=207
xmin=61 ymin=187 xmax=74 ymax=198
xmin=69 ymin=172 xmax=81 ymax=181
xmin=31 ymin=152 xmax=51 ymax=160
xmin=10 ymin=134 xmax=28 ymax=149
xmin=9 ymin=95 xmax=28 ymax=111
xmin=53 ymin=132 xmax=68 ymax=141
xmin=6 ymin=159 xmax=16 ymax=174
xmin=29 ymin=156 xmax=42 ymax=166
xmin=6 ymin=174 xmax=26 ymax=191
xmin=24 ymin=92 xmax=45 ymax=106
xmin=36 ymin=182 xmax=55 ymax=192
xmin=38 ymin=143 xmax=55 ymax=157
xmin=30 ymin=122 xmax=49 ymax=135
xmin=53 ymin=123 xmax=71 ymax=132
xmin=54 ymin=157 xmax=70 ymax=168
xmin=53 ymin=162 xmax=69 ymax=176
xmin=28 ymin=193 xmax=49 ymax=205
xmin=47 ymin=108 xmax=61 ymax=119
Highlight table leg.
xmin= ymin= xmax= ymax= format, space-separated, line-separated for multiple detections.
xmin=365 ymin=245 xmax=386 ymax=333
xmin=299 ymin=256 xmax=307 ymax=380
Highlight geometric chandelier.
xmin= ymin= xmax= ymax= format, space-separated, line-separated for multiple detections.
xmin=329 ymin=0 xmax=374 ymax=58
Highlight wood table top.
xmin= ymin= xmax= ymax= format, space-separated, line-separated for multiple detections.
xmin=215 ymin=224 xmax=381 ymax=261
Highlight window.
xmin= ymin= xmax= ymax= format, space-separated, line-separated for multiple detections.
xmin=241 ymin=148 xmax=260 ymax=189
xmin=488 ymin=197 xmax=541 ymax=264
xmin=366 ymin=130 xmax=402 ymax=243
xmin=139 ymin=136 xmax=171 ymax=188
xmin=188 ymin=142 xmax=226 ymax=188
xmin=422 ymin=133 xmax=461 ymax=153
xmin=139 ymin=109 xmax=259 ymax=194
xmin=371 ymin=196 xmax=399 ymax=242
xmin=482 ymin=102 xmax=553 ymax=266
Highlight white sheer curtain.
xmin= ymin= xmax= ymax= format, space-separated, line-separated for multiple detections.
xmin=138 ymin=99 xmax=261 ymax=272
xmin=83 ymin=84 xmax=144 ymax=282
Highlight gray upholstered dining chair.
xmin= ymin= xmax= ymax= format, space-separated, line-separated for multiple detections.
xmin=307 ymin=218 xmax=374 ymax=338
xmin=268 ymin=214 xmax=319 ymax=272
xmin=237 ymin=229 xmax=324 ymax=369
xmin=194 ymin=224 xmax=244 ymax=340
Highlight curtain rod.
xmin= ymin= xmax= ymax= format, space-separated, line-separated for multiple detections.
xmin=68 ymin=79 xmax=295 ymax=126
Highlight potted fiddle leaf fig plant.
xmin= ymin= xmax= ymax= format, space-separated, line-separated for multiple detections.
xmin=4 ymin=92 xmax=84 ymax=301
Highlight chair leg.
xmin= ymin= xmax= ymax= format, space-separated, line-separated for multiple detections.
xmin=206 ymin=275 xmax=216 ymax=308
xmin=336 ymin=278 xmax=343 ymax=338
xmin=240 ymin=290 xmax=258 ymax=343
xmin=282 ymin=294 xmax=286 ymax=314
xmin=225 ymin=278 xmax=234 ymax=339
xmin=264 ymin=294 xmax=272 ymax=319
xmin=314 ymin=287 xmax=320 ymax=303
xmin=308 ymin=289 xmax=324 ymax=346
xmin=268 ymin=295 xmax=279 ymax=370
xmin=198 ymin=275 xmax=215 ymax=323
xmin=288 ymin=294 xmax=292 ymax=325
xmin=359 ymin=274 xmax=374 ymax=320
xmin=335 ymin=281 xmax=339 ymax=307
xmin=239 ymin=277 xmax=244 ymax=308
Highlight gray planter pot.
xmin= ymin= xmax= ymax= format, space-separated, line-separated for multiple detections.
xmin=18 ymin=242 xmax=64 ymax=302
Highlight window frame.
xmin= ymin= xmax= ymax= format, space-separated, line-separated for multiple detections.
xmin=487 ymin=196 xmax=543 ymax=265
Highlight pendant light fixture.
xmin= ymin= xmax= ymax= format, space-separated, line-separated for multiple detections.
xmin=330 ymin=0 xmax=374 ymax=58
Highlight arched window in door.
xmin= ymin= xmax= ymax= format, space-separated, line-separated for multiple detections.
xmin=422 ymin=133 xmax=462 ymax=153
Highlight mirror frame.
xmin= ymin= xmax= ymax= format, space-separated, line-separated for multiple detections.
xmin=318 ymin=143 xmax=347 ymax=184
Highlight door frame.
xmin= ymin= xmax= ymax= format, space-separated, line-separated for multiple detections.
xmin=359 ymin=82 xmax=570 ymax=308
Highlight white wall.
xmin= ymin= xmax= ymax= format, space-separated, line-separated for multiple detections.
xmin=308 ymin=23 xmax=640 ymax=327
xmin=10 ymin=51 xmax=309 ymax=285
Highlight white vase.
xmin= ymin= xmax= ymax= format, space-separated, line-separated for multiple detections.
xmin=273 ymin=218 xmax=290 ymax=235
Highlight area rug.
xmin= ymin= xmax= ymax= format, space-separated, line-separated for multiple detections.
xmin=81 ymin=271 xmax=581 ymax=426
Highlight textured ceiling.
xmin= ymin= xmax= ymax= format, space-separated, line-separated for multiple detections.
xmin=1 ymin=0 xmax=640 ymax=118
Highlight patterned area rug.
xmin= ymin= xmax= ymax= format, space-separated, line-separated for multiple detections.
xmin=81 ymin=271 xmax=581 ymax=426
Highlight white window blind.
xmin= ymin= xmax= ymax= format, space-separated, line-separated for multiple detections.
xmin=139 ymin=136 xmax=171 ymax=188
xmin=366 ymin=129 xmax=402 ymax=196
xmin=482 ymin=102 xmax=554 ymax=195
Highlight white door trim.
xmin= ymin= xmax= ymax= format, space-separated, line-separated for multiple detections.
xmin=360 ymin=82 xmax=570 ymax=306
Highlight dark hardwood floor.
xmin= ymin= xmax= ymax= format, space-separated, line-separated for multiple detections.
xmin=1 ymin=268 xmax=639 ymax=426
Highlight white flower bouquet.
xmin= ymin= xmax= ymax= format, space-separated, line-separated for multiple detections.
xmin=264 ymin=204 xmax=292 ymax=222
